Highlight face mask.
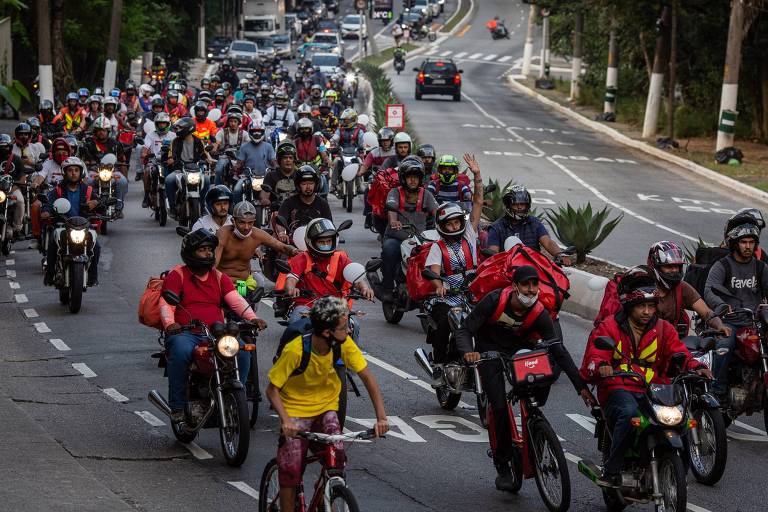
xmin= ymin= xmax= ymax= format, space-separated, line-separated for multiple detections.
xmin=518 ymin=291 xmax=539 ymax=308
xmin=317 ymin=243 xmax=333 ymax=252
xmin=233 ymin=227 xmax=252 ymax=239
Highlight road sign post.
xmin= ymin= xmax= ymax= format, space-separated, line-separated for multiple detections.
xmin=385 ymin=103 xmax=405 ymax=129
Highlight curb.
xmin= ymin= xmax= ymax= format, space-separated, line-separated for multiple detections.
xmin=506 ymin=77 xmax=768 ymax=205
xmin=561 ymin=268 xmax=608 ymax=321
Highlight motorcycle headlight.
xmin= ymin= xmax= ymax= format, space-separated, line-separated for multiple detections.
xmin=653 ymin=404 xmax=684 ymax=426
xmin=207 ymin=52 xmax=213 ymax=58
xmin=69 ymin=228 xmax=87 ymax=244
xmin=217 ymin=335 xmax=240 ymax=358
xmin=0 ymin=190 xmax=5 ymax=203
xmin=345 ymin=72 xmax=356 ymax=83
xmin=186 ymin=172 xmax=201 ymax=185
xmin=251 ymin=178 xmax=264 ymax=191
xmin=99 ymin=168 xmax=113 ymax=182
xmin=278 ymin=132 xmax=288 ymax=142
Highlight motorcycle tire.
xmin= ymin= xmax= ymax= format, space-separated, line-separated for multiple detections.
xmin=477 ymin=393 xmax=488 ymax=429
xmin=1 ymin=238 xmax=11 ymax=256
xmin=171 ymin=419 xmax=197 ymax=444
xmin=763 ymin=392 xmax=768 ymax=433
xmin=219 ymin=388 xmax=250 ymax=467
xmin=99 ymin=221 xmax=108 ymax=235
xmin=529 ymin=417 xmax=571 ymax=512
xmin=330 ymin=485 xmax=361 ymax=512
xmin=58 ymin=286 xmax=69 ymax=305
xmin=428 ymin=32 xmax=437 ymax=42
xmin=436 ymin=385 xmax=461 ymax=410
xmin=187 ymin=199 xmax=201 ymax=229
xmin=397 ymin=68 xmax=401 ymax=75
xmin=657 ymin=451 xmax=687 ymax=512
xmin=248 ymin=351 xmax=261 ymax=429
xmin=382 ymin=300 xmax=404 ymax=324
xmin=419 ymin=315 xmax=430 ymax=334
xmin=687 ymin=407 xmax=727 ymax=486
xmin=345 ymin=180 xmax=353 ymax=213
xmin=68 ymin=262 xmax=84 ymax=314
xmin=258 ymin=458 xmax=280 ymax=512
xmin=337 ymin=366 xmax=348 ymax=429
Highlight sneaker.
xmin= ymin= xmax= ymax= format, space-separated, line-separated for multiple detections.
xmin=494 ymin=463 xmax=517 ymax=492
xmin=142 ymin=197 xmax=149 ymax=208
xmin=134 ymin=172 xmax=143 ymax=182
xmin=87 ymin=275 xmax=99 ymax=287
xmin=596 ymin=471 xmax=622 ymax=488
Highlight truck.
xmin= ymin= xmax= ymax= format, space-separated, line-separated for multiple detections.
xmin=242 ymin=0 xmax=286 ymax=40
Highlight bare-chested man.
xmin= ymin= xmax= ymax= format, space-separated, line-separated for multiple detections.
xmin=216 ymin=201 xmax=299 ymax=292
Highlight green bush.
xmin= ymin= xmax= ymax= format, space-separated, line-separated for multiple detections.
xmin=357 ymin=61 xmax=419 ymax=144
xmin=545 ymin=202 xmax=623 ymax=264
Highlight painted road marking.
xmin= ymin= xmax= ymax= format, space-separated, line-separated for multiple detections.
xmin=9 ymin=281 xmax=19 ymax=289
xmin=347 ymin=416 xmax=426 ymax=443
xmin=103 ymin=388 xmax=129 ymax=403
xmin=456 ymin=24 xmax=471 ymax=37
xmin=72 ymin=363 xmax=97 ymax=378
xmin=135 ymin=410 xmax=165 ymax=427
xmin=6 ymin=269 xmax=16 ymax=277
xmin=425 ymin=46 xmax=440 ymax=55
xmin=184 ymin=442 xmax=214 ymax=460
xmin=566 ymin=413 xmax=596 ymax=434
xmin=23 ymin=308 xmax=38 ymax=318
xmin=5 ymin=259 xmax=14 ymax=265
xmin=483 ymin=54 xmax=497 ymax=61
xmin=733 ymin=420 xmax=766 ymax=435
xmin=468 ymin=52 xmax=482 ymax=59
xmin=454 ymin=51 xmax=468 ymax=58
xmin=498 ymin=55 xmax=512 ymax=62
xmin=49 ymin=338 xmax=70 ymax=351
xmin=14 ymin=293 xmax=28 ymax=303
xmin=440 ymin=50 xmax=453 ymax=57
xmin=34 ymin=322 xmax=51 ymax=333
xmin=228 ymin=481 xmax=259 ymax=499
xmin=365 ymin=353 xmax=418 ymax=380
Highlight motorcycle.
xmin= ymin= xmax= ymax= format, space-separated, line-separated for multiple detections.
xmin=45 ymin=197 xmax=113 ymax=314
xmin=490 ymin=21 xmax=510 ymax=40
xmin=334 ymin=146 xmax=362 ymax=213
xmin=218 ymin=147 xmax=240 ymax=189
xmin=147 ymin=152 xmax=169 ymax=227
xmin=239 ymin=167 xmax=270 ymax=229
xmin=172 ymin=161 xmax=207 ymax=228
xmin=578 ymin=336 xmax=693 ymax=512
xmin=0 ymin=173 xmax=17 ymax=255
xmin=394 ymin=52 xmax=406 ymax=75
xmin=94 ymin=153 xmax=122 ymax=234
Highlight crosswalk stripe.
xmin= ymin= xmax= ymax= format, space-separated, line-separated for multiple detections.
xmin=454 ymin=52 xmax=468 ymax=58
xmin=468 ymin=52 xmax=482 ymax=59
xmin=440 ymin=50 xmax=453 ymax=57
xmin=498 ymin=55 xmax=513 ymax=62
xmin=425 ymin=47 xmax=440 ymax=55
xmin=483 ymin=54 xmax=497 ymax=61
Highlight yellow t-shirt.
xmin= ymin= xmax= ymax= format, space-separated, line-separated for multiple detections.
xmin=268 ymin=336 xmax=368 ymax=418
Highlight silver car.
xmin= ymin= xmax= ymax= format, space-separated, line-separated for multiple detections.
xmin=270 ymin=34 xmax=293 ymax=58
xmin=253 ymin=37 xmax=276 ymax=60
xmin=227 ymin=40 xmax=259 ymax=69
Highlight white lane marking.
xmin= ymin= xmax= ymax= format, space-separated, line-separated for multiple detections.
xmin=365 ymin=353 xmax=418 ymax=380
xmin=34 ymin=322 xmax=51 ymax=333
xmin=440 ymin=50 xmax=453 ymax=57
xmin=49 ymin=338 xmax=70 ymax=351
xmin=184 ymin=442 xmax=214 ymax=460
xmin=564 ymin=451 xmax=581 ymax=464
xmin=6 ymin=269 xmax=16 ymax=277
xmin=483 ymin=54 xmax=497 ymax=61
xmin=103 ymin=388 xmax=129 ymax=402
xmin=726 ymin=432 xmax=768 ymax=442
xmin=498 ymin=55 xmax=513 ymax=62
xmin=135 ymin=410 xmax=166 ymax=427
xmin=5 ymin=259 xmax=14 ymax=265
xmin=72 ymin=363 xmax=97 ymax=378
xmin=23 ymin=308 xmax=38 ymax=318
xmin=261 ymin=298 xmax=273 ymax=308
xmin=468 ymin=52 xmax=483 ymax=59
xmin=9 ymin=280 xmax=19 ymax=289
xmin=228 ymin=481 xmax=259 ymax=499
xmin=14 ymin=293 xmax=28 ymax=303
xmin=566 ymin=413 xmax=596 ymax=434
xmin=454 ymin=52 xmax=468 ymax=58
xmin=425 ymin=46 xmax=440 ymax=55
xmin=733 ymin=420 xmax=767 ymax=435
xmin=687 ymin=505 xmax=714 ymax=512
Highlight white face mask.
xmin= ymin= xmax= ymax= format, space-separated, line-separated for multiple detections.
xmin=518 ymin=292 xmax=539 ymax=308
xmin=233 ymin=227 xmax=252 ymax=239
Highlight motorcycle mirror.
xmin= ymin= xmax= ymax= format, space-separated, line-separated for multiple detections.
xmin=53 ymin=198 xmax=71 ymax=215
xmin=343 ymin=262 xmax=366 ymax=284
xmin=421 ymin=268 xmax=441 ymax=281
xmin=143 ymin=120 xmax=156 ymax=135
xmin=175 ymin=226 xmax=191 ymax=237
xmin=274 ymin=259 xmax=292 ymax=274
xmin=667 ymin=352 xmax=687 ymax=378
xmin=162 ymin=290 xmax=181 ymax=306
xmin=593 ymin=336 xmax=617 ymax=351
xmin=207 ymin=108 xmax=222 ymax=122
xmin=365 ymin=259 xmax=383 ymax=273
xmin=484 ymin=183 xmax=497 ymax=194
xmin=37 ymin=153 xmax=47 ymax=162
xmin=337 ymin=219 xmax=353 ymax=232
xmin=275 ymin=215 xmax=289 ymax=229
xmin=101 ymin=153 xmax=118 ymax=166
xmin=562 ymin=245 xmax=577 ymax=255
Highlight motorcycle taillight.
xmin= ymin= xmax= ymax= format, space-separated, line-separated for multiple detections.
xmin=736 ymin=328 xmax=762 ymax=365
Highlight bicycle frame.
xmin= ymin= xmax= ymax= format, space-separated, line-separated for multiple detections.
xmin=299 ymin=444 xmax=346 ymax=512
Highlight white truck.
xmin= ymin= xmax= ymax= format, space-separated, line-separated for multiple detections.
xmin=242 ymin=0 xmax=286 ymax=39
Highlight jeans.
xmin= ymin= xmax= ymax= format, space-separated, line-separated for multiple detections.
xmin=479 ymin=358 xmax=514 ymax=464
xmin=88 ymin=174 xmax=128 ymax=211
xmin=165 ymin=331 xmax=251 ymax=411
xmin=427 ymin=302 xmax=452 ymax=363
xmin=165 ymin=171 xmax=211 ymax=214
xmin=713 ymin=322 xmax=737 ymax=397
xmin=214 ymin=156 xmax=230 ymax=185
xmin=603 ymin=389 xmax=644 ymax=474
xmin=381 ymin=237 xmax=401 ymax=291
xmin=45 ymin=228 xmax=100 ymax=284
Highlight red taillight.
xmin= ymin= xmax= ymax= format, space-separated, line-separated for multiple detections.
xmin=453 ymin=73 xmax=461 ymax=85
xmin=418 ymin=72 xmax=425 ymax=84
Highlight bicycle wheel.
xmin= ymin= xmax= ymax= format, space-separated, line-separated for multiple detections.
xmin=258 ymin=458 xmax=280 ymax=512
xmin=330 ymin=484 xmax=361 ymax=512
xmin=529 ymin=417 xmax=571 ymax=512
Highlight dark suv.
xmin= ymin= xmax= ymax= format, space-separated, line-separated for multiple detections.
xmin=413 ymin=58 xmax=463 ymax=101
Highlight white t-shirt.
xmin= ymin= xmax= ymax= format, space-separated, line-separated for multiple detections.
xmin=264 ymin=107 xmax=295 ymax=128
xmin=144 ymin=131 xmax=177 ymax=159
xmin=13 ymin=142 xmax=46 ymax=163
xmin=425 ymin=222 xmax=478 ymax=268
xmin=215 ymin=128 xmax=244 ymax=149
xmin=192 ymin=214 xmax=232 ymax=234
xmin=35 ymin=159 xmax=64 ymax=185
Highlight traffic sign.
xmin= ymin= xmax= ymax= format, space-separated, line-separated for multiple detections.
xmin=385 ymin=104 xmax=405 ymax=129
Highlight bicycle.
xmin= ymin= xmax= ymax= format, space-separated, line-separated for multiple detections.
xmin=258 ymin=429 xmax=379 ymax=512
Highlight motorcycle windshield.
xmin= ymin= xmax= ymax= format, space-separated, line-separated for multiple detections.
xmin=65 ymin=216 xmax=90 ymax=229
xmin=648 ymin=383 xmax=683 ymax=406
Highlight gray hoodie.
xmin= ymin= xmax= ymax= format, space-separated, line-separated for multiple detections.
xmin=704 ymin=254 xmax=768 ymax=312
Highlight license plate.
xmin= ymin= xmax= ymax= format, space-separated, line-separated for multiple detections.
xmin=431 ymin=79 xmax=445 ymax=85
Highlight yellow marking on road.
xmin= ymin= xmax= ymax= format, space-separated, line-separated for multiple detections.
xmin=456 ymin=24 xmax=471 ymax=37
xmin=430 ymin=22 xmax=443 ymax=31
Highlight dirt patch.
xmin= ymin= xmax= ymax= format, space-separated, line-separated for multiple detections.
xmin=574 ymin=257 xmax=625 ymax=279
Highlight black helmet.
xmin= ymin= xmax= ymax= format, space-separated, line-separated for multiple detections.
xmin=197 ymin=90 xmax=212 ymax=102
xmin=210 ymin=74 xmax=221 ymax=83
xmin=180 ymin=228 xmax=219 ymax=273
xmin=305 ymin=218 xmax=338 ymax=257
xmin=26 ymin=117 xmax=40 ymax=130
xmin=0 ymin=133 xmax=12 ymax=156
xmin=151 ymin=97 xmax=165 ymax=110
xmin=377 ymin=127 xmax=395 ymax=147
xmin=416 ymin=144 xmax=436 ymax=160
xmin=173 ymin=117 xmax=196 ymax=138
xmin=214 ymin=87 xmax=226 ymax=100
xmin=193 ymin=101 xmax=208 ymax=119
xmin=617 ymin=265 xmax=659 ymax=309
xmin=647 ymin=241 xmax=685 ymax=291
xmin=294 ymin=165 xmax=320 ymax=191
xmin=205 ymin=185 xmax=233 ymax=215
xmin=725 ymin=208 xmax=766 ymax=239
xmin=276 ymin=141 xmax=297 ymax=161
xmin=725 ymin=223 xmax=760 ymax=251
xmin=502 ymin=185 xmax=531 ymax=221
xmin=39 ymin=99 xmax=54 ymax=112
xmin=398 ymin=155 xmax=425 ymax=190
xmin=435 ymin=202 xmax=466 ymax=242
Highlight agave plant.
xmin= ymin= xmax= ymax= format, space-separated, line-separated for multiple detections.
xmin=545 ymin=203 xmax=624 ymax=263
xmin=481 ymin=178 xmax=541 ymax=223
xmin=682 ymin=236 xmax=710 ymax=264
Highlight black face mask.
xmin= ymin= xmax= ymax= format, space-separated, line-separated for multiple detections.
xmin=187 ymin=255 xmax=215 ymax=274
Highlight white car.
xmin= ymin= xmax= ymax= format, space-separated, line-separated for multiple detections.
xmin=413 ymin=0 xmax=438 ymax=20
xmin=311 ymin=52 xmax=342 ymax=75
xmin=311 ymin=31 xmax=344 ymax=57
xmin=227 ymin=40 xmax=259 ymax=69
xmin=340 ymin=14 xmax=364 ymax=39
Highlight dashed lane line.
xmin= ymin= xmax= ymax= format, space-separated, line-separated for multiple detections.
xmin=184 ymin=442 xmax=214 ymax=460
xmin=468 ymin=52 xmax=482 ymax=59
xmin=23 ymin=308 xmax=38 ymax=318
xmin=49 ymin=338 xmax=71 ymax=351
xmin=454 ymin=51 xmax=468 ymax=58
xmin=498 ymin=55 xmax=512 ymax=62
xmin=34 ymin=322 xmax=51 ymax=333
xmin=135 ymin=410 xmax=166 ymax=427
xmin=14 ymin=293 xmax=28 ymax=303
xmin=9 ymin=281 xmax=19 ymax=289
xmin=72 ymin=363 xmax=97 ymax=378
xmin=5 ymin=259 xmax=14 ymax=265
xmin=482 ymin=54 xmax=497 ymax=61
xmin=440 ymin=50 xmax=453 ymax=57
xmin=733 ymin=420 xmax=767 ymax=435
xmin=6 ymin=269 xmax=16 ymax=277
xmin=102 ymin=388 xmax=129 ymax=403
xmin=228 ymin=481 xmax=260 ymax=500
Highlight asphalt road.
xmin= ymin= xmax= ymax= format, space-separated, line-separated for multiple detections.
xmin=2 ymin=1 xmax=768 ymax=511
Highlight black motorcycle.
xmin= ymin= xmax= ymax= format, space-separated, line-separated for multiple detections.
xmin=491 ymin=22 xmax=510 ymax=40
xmin=172 ymin=161 xmax=207 ymax=228
xmin=94 ymin=153 xmax=122 ymax=235
xmin=394 ymin=51 xmax=406 ymax=75
xmin=238 ymin=166 xmax=269 ymax=229
xmin=0 ymin=174 xmax=17 ymax=255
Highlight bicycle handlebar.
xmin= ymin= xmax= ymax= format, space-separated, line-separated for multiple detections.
xmin=298 ymin=429 xmax=379 ymax=443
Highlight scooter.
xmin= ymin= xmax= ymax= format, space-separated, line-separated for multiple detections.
xmin=490 ymin=22 xmax=510 ymax=40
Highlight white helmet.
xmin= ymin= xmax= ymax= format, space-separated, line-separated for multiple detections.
xmin=393 ymin=132 xmax=412 ymax=145
xmin=139 ymin=83 xmax=154 ymax=95
xmin=103 ymin=96 xmax=118 ymax=107
xmin=61 ymin=156 xmax=86 ymax=180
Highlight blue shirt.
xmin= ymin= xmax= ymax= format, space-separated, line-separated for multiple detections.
xmin=487 ymin=216 xmax=548 ymax=251
xmin=236 ymin=141 xmax=276 ymax=175
xmin=44 ymin=184 xmax=91 ymax=217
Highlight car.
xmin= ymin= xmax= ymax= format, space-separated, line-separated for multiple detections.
xmin=297 ymin=10 xmax=314 ymax=33
xmin=317 ymin=19 xmax=339 ymax=32
xmin=412 ymin=0 xmax=435 ymax=22
xmin=311 ymin=52 xmax=342 ymax=75
xmin=340 ymin=14 xmax=364 ymax=39
xmin=325 ymin=0 xmax=339 ymax=14
xmin=270 ymin=34 xmax=293 ymax=58
xmin=311 ymin=31 xmax=343 ymax=56
xmin=413 ymin=58 xmax=462 ymax=101
xmin=227 ymin=39 xmax=259 ymax=69
xmin=206 ymin=36 xmax=231 ymax=63
xmin=401 ymin=10 xmax=426 ymax=29
xmin=253 ymin=36 xmax=276 ymax=60
xmin=284 ymin=14 xmax=302 ymax=38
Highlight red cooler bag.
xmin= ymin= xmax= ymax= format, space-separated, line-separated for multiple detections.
xmin=405 ymin=242 xmax=436 ymax=302
xmin=369 ymin=168 xmax=399 ymax=218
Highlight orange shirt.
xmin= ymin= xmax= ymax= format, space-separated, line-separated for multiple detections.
xmin=193 ymin=119 xmax=218 ymax=141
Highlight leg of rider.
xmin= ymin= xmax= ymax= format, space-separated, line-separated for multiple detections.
xmin=602 ymin=389 xmax=642 ymax=476
xmin=31 ymin=199 xmax=42 ymax=238
xmin=236 ymin=340 xmax=251 ymax=386
xmin=427 ymin=302 xmax=452 ymax=363
xmin=10 ymin=189 xmax=24 ymax=233
xmin=315 ymin=410 xmax=344 ymax=467
xmin=214 ymin=156 xmax=228 ymax=185
xmin=713 ymin=323 xmax=737 ymax=399
xmin=164 ymin=171 xmax=178 ymax=211
xmin=201 ymin=175 xmax=211 ymax=202
xmin=44 ymin=230 xmax=57 ymax=284
xmin=478 ymin=358 xmax=513 ymax=471
xmin=165 ymin=332 xmax=203 ymax=411
xmin=142 ymin=163 xmax=151 ymax=206
xmin=115 ymin=174 xmax=128 ymax=211
xmin=331 ymin=159 xmax=341 ymax=192
xmin=277 ymin=416 xmax=314 ymax=510
xmin=288 ymin=305 xmax=311 ymax=324
xmin=87 ymin=239 xmax=100 ymax=286
xmin=381 ymin=237 xmax=401 ymax=292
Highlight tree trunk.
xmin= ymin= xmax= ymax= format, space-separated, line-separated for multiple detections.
xmin=642 ymin=6 xmax=670 ymax=138
xmin=716 ymin=0 xmax=745 ymax=151
xmin=198 ymin=0 xmax=206 ymax=60
xmin=539 ymin=15 xmax=551 ymax=79
xmin=639 ymin=31 xmax=652 ymax=81
xmin=50 ymin=0 xmax=75 ymax=99
xmin=36 ymin=0 xmax=54 ymax=103
xmin=667 ymin=0 xmax=678 ymax=140
xmin=522 ymin=3 xmax=536 ymax=77
xmin=759 ymin=52 xmax=768 ymax=142
xmin=103 ymin=0 xmax=123 ymax=91
xmin=570 ymin=9 xmax=583 ymax=101
xmin=604 ymin=21 xmax=619 ymax=114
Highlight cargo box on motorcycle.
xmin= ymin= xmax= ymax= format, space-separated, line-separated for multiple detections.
xmin=368 ymin=168 xmax=399 ymax=218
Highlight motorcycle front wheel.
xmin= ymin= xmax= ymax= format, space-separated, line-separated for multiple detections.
xmin=220 ymin=388 xmax=250 ymax=467
xmin=436 ymin=385 xmax=461 ymax=410
xmin=658 ymin=451 xmax=687 ymax=512
xmin=68 ymin=262 xmax=84 ymax=314
xmin=529 ymin=417 xmax=571 ymax=512
xmin=687 ymin=407 xmax=727 ymax=485
xmin=382 ymin=300 xmax=404 ymax=324
xmin=248 ymin=351 xmax=261 ymax=428
xmin=187 ymin=198 xmax=201 ymax=229
xmin=344 ymin=180 xmax=354 ymax=213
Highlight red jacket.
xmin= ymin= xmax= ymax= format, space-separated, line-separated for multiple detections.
xmin=580 ymin=313 xmax=705 ymax=404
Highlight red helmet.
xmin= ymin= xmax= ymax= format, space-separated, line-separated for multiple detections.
xmin=647 ymin=241 xmax=685 ymax=291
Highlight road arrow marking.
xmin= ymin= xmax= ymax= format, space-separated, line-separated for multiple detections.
xmin=228 ymin=481 xmax=259 ymax=499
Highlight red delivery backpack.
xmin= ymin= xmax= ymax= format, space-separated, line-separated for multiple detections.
xmin=469 ymin=244 xmax=570 ymax=315
xmin=405 ymin=242 xmax=436 ymax=301
xmin=369 ymin=168 xmax=399 ymax=218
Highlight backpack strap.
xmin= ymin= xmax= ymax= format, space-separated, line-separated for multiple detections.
xmin=490 ymin=286 xmax=514 ymax=323
xmin=519 ymin=302 xmax=546 ymax=333
xmin=292 ymin=333 xmax=314 ymax=376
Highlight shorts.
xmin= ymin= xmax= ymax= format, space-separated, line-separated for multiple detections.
xmin=277 ymin=410 xmax=344 ymax=487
